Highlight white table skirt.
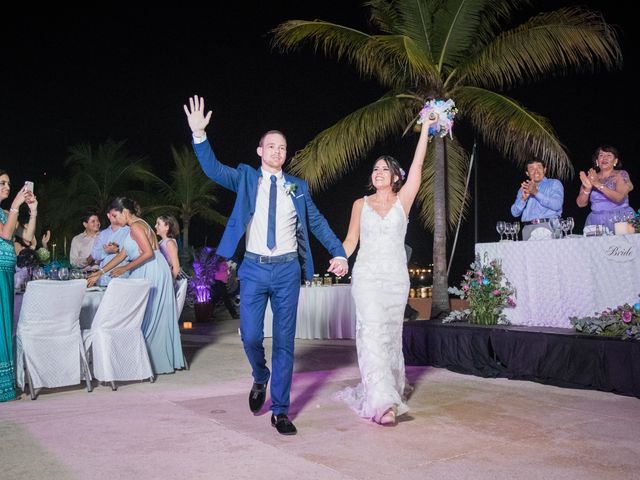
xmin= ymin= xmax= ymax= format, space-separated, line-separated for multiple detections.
xmin=475 ymin=234 xmax=640 ymax=328
xmin=14 ymin=287 xmax=105 ymax=335
xmin=264 ymin=284 xmax=356 ymax=339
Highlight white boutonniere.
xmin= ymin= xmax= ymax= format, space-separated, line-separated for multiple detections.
xmin=284 ymin=181 xmax=297 ymax=196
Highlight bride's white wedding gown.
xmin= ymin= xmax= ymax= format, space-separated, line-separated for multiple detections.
xmin=337 ymin=196 xmax=410 ymax=422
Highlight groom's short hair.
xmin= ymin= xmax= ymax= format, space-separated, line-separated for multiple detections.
xmin=258 ymin=130 xmax=286 ymax=147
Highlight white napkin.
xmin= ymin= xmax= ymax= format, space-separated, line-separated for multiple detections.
xmin=529 ymin=227 xmax=552 ymax=241
xmin=583 ymin=225 xmax=609 ymax=236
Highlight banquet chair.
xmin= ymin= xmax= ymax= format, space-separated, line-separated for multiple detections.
xmin=82 ymin=278 xmax=153 ymax=390
xmin=175 ymin=278 xmax=188 ymax=319
xmin=16 ymin=279 xmax=92 ymax=400
xmin=174 ymin=277 xmax=190 ymax=370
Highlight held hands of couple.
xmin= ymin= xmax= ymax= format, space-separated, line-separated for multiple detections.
xmin=327 ymin=257 xmax=349 ymax=277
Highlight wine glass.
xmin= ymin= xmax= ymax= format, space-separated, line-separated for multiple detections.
xmin=566 ymin=217 xmax=575 ymax=236
xmin=504 ymin=223 xmax=512 ymax=241
xmin=550 ymin=218 xmax=561 ymax=239
xmin=496 ymin=221 xmax=506 ymax=241
xmin=512 ymin=221 xmax=520 ymax=241
xmin=31 ymin=267 xmax=46 ymax=280
xmin=561 ymin=220 xmax=570 ymax=238
xmin=58 ymin=267 xmax=70 ymax=281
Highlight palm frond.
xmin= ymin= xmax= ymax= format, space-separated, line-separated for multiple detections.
xmin=454 ymin=86 xmax=572 ymax=179
xmin=416 ymin=137 xmax=470 ymax=231
xmin=288 ymin=93 xmax=419 ymax=191
xmin=272 ymin=20 xmax=413 ymax=89
xmin=366 ymin=0 xmax=402 ymax=33
xmin=455 ymin=7 xmax=622 ymax=90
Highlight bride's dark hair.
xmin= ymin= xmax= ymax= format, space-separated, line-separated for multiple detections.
xmin=367 ymin=155 xmax=404 ymax=193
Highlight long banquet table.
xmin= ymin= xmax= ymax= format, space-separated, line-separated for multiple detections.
xmin=264 ymin=284 xmax=356 ymax=339
xmin=474 ymin=234 xmax=640 ymax=328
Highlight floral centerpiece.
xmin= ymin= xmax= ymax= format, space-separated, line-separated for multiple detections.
xmin=570 ymin=297 xmax=640 ymax=341
xmin=445 ymin=254 xmax=515 ymax=325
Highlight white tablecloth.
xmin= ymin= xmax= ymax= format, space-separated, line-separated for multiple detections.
xmin=264 ymin=284 xmax=356 ymax=339
xmin=475 ymin=234 xmax=640 ymax=328
xmin=14 ymin=287 xmax=105 ymax=334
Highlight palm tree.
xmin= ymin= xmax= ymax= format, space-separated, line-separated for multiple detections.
xmin=36 ymin=139 xmax=147 ymax=256
xmin=65 ymin=138 xmax=148 ymax=217
xmin=272 ymin=0 xmax=621 ymax=315
xmin=137 ymin=145 xmax=227 ymax=257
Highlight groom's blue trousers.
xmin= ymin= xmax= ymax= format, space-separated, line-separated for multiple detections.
xmin=237 ymin=253 xmax=301 ymax=415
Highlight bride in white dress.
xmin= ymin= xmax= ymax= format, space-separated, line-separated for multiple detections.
xmin=337 ymin=112 xmax=436 ymax=426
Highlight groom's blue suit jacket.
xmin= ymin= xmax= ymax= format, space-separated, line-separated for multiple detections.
xmin=193 ymin=140 xmax=346 ymax=281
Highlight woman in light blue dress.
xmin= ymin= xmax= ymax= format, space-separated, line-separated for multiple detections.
xmin=0 ymin=170 xmax=37 ymax=401
xmin=88 ymin=198 xmax=184 ymax=374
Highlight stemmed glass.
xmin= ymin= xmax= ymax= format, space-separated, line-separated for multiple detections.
xmin=504 ymin=222 xmax=513 ymax=241
xmin=561 ymin=220 xmax=570 ymax=238
xmin=58 ymin=267 xmax=70 ymax=281
xmin=566 ymin=217 xmax=575 ymax=236
xmin=512 ymin=221 xmax=520 ymax=241
xmin=496 ymin=221 xmax=506 ymax=241
xmin=31 ymin=267 xmax=46 ymax=280
xmin=550 ymin=218 xmax=561 ymax=239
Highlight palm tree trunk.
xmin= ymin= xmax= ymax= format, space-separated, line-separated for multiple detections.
xmin=431 ymin=137 xmax=449 ymax=317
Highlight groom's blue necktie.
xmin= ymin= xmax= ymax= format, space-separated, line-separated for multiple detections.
xmin=267 ymin=175 xmax=277 ymax=249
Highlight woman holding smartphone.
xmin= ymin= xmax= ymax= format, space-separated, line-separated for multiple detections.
xmin=0 ymin=172 xmax=37 ymax=401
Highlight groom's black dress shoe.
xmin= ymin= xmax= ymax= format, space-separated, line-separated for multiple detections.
xmin=249 ymin=382 xmax=267 ymax=413
xmin=271 ymin=413 xmax=297 ymax=435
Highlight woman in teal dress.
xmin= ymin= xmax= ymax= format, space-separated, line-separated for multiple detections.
xmin=0 ymin=170 xmax=37 ymax=402
xmin=88 ymin=197 xmax=184 ymax=374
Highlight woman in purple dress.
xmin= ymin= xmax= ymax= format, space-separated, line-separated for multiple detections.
xmin=576 ymin=145 xmax=634 ymax=232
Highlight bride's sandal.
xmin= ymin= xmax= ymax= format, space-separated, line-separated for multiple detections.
xmin=379 ymin=408 xmax=397 ymax=426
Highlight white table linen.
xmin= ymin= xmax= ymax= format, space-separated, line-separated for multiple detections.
xmin=475 ymin=234 xmax=640 ymax=328
xmin=264 ymin=284 xmax=356 ymax=339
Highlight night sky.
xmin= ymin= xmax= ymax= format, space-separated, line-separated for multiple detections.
xmin=2 ymin=3 xmax=637 ymax=280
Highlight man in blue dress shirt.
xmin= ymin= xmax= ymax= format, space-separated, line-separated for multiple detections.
xmin=511 ymin=158 xmax=564 ymax=240
xmin=91 ymin=207 xmax=130 ymax=286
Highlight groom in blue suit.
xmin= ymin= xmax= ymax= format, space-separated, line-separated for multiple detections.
xmin=184 ymin=96 xmax=348 ymax=435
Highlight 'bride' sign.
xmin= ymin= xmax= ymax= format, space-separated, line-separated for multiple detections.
xmin=603 ymin=238 xmax=635 ymax=262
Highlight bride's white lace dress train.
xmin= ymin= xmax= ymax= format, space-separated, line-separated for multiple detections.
xmin=336 ymin=196 xmax=410 ymax=422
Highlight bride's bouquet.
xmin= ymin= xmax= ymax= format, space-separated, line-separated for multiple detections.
xmin=417 ymin=99 xmax=458 ymax=138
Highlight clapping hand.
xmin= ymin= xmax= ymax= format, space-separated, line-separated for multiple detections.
xmin=183 ymin=95 xmax=212 ymax=137
xmin=520 ymin=181 xmax=530 ymax=200
xmin=579 ymin=171 xmax=592 ymax=190
xmin=41 ymin=230 xmax=51 ymax=249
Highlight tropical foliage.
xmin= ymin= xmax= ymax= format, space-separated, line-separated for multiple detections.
xmin=136 ymin=145 xmax=227 ymax=256
xmin=37 ymin=139 xmax=147 ymax=246
xmin=272 ymin=0 xmax=622 ymax=314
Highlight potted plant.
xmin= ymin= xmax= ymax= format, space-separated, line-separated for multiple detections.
xmin=187 ymin=247 xmax=218 ymax=322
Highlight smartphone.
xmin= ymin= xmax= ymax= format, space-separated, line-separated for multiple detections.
xmin=24 ymin=181 xmax=34 ymax=192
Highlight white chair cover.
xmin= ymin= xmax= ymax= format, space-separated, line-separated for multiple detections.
xmin=16 ymin=279 xmax=90 ymax=390
xmin=175 ymin=278 xmax=188 ymax=318
xmin=83 ymin=278 xmax=153 ymax=382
